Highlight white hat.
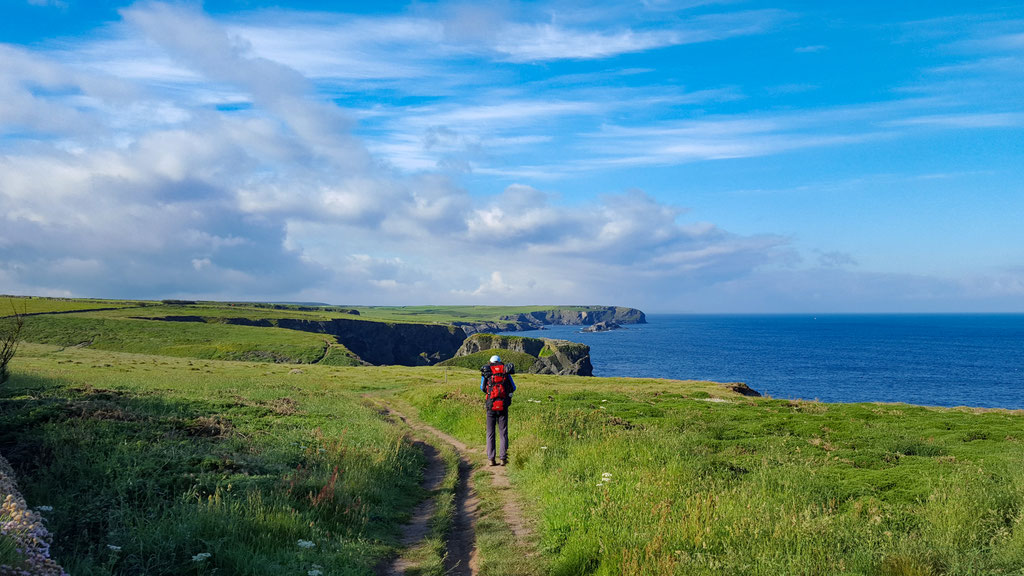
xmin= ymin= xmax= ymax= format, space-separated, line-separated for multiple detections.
xmin=489 ymin=355 xmax=502 ymax=363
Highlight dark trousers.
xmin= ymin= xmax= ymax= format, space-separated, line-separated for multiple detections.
xmin=486 ymin=409 xmax=509 ymax=461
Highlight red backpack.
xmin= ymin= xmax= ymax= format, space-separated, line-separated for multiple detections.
xmin=483 ymin=362 xmax=513 ymax=411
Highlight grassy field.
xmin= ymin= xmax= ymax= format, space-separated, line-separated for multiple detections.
xmin=350 ymin=305 xmax=596 ymax=324
xmin=0 ymin=296 xmax=147 ymax=316
xmin=400 ymin=374 xmax=1024 ymax=575
xmin=4 ymin=333 xmax=1024 ymax=574
xmin=3 ymin=296 xmax=605 ymax=326
xmin=1 ymin=344 xmax=445 ymax=575
xmin=19 ymin=315 xmax=337 ymax=364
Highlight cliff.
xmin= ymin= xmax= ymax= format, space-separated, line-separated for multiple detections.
xmin=454 ymin=306 xmax=646 ymax=336
xmin=222 ymin=317 xmax=466 ymax=366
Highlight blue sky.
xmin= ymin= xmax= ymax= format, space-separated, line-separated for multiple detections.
xmin=1 ymin=1 xmax=1023 ymax=312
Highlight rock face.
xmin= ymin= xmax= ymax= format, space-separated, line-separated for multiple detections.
xmin=532 ymin=339 xmax=593 ymax=376
xmin=455 ymin=306 xmax=646 ymax=336
xmin=223 ymin=317 xmax=467 ymax=366
xmin=453 ymin=333 xmax=593 ymax=376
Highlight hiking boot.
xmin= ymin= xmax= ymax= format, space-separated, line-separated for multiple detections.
xmin=489 ymin=458 xmax=498 ymax=466
xmin=501 ymin=458 xmax=508 ymax=466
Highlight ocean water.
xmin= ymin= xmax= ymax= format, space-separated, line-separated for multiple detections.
xmin=501 ymin=314 xmax=1024 ymax=409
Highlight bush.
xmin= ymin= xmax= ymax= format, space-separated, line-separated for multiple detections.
xmin=0 ymin=309 xmax=23 ymax=385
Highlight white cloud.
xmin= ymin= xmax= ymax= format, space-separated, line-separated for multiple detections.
xmin=3 ymin=2 xmax=1022 ymax=312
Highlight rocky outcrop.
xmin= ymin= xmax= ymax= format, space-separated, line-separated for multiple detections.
xmin=452 ymin=333 xmax=593 ymax=376
xmin=455 ymin=306 xmax=646 ymax=335
xmin=724 ymin=382 xmax=762 ymax=397
xmin=582 ymin=321 xmax=622 ymax=333
xmin=532 ymin=339 xmax=593 ymax=376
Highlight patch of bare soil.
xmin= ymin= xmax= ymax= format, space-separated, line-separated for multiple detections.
xmin=380 ymin=440 xmax=446 ymax=576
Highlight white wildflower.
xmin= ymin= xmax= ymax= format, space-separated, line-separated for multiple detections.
xmin=297 ymin=539 xmax=315 ymax=549
xmin=107 ymin=544 xmax=121 ymax=552
xmin=540 ymin=446 xmax=548 ymax=450
xmin=308 ymin=570 xmax=323 ymax=576
xmin=36 ymin=505 xmax=54 ymax=512
xmin=192 ymin=552 xmax=212 ymax=562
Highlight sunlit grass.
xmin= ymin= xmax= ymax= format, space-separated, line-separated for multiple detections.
xmin=402 ymin=373 xmax=1024 ymax=575
xmin=18 ymin=316 xmax=335 ymax=364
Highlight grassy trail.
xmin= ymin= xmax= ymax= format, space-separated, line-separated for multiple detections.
xmin=367 ymin=396 xmax=544 ymax=576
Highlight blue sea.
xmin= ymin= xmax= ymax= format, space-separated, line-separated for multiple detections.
xmin=501 ymin=315 xmax=1024 ymax=410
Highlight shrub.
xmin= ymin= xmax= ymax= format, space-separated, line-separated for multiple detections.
xmin=0 ymin=309 xmax=23 ymax=385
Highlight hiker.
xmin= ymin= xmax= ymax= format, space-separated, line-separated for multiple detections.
xmin=481 ymin=354 xmax=516 ymax=466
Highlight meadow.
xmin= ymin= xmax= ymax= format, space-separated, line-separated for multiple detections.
xmin=3 ymin=298 xmax=1024 ymax=575
xmin=401 ymin=379 xmax=1024 ymax=575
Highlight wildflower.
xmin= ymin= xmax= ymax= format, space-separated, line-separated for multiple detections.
xmin=36 ymin=505 xmax=54 ymax=512
xmin=540 ymin=446 xmax=548 ymax=450
xmin=601 ymin=399 xmax=607 ymax=402
xmin=297 ymin=539 xmax=316 ymax=549
xmin=192 ymin=552 xmax=212 ymax=562
xmin=601 ymin=473 xmax=612 ymax=483
xmin=0 ymin=483 xmax=70 ymax=576
xmin=308 ymin=570 xmax=323 ymax=576
xmin=107 ymin=544 xmax=122 ymax=552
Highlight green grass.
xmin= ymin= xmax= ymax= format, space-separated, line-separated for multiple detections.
xmin=401 ymin=372 xmax=1024 ymax=575
xmin=1 ymin=344 xmax=453 ymax=575
xmin=0 ymin=296 xmax=147 ymax=316
xmin=19 ymin=315 xmax=334 ymax=364
xmin=94 ymin=303 xmax=375 ymax=323
xmin=91 ymin=303 xmax=602 ymax=326
xmin=349 ymin=305 xmax=598 ymax=324
xmin=319 ymin=344 xmax=364 ymax=366
xmin=4 ymin=296 xmax=622 ymax=327
xmin=438 ymin=348 xmax=539 ymax=372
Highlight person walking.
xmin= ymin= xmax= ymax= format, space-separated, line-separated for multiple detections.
xmin=481 ymin=354 xmax=516 ymax=466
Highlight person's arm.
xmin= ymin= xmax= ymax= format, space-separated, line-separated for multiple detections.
xmin=508 ymin=374 xmax=516 ymax=393
xmin=481 ymin=374 xmax=487 ymax=392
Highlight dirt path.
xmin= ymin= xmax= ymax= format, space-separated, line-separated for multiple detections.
xmin=380 ymin=440 xmax=446 ymax=576
xmin=370 ymin=399 xmax=534 ymax=575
